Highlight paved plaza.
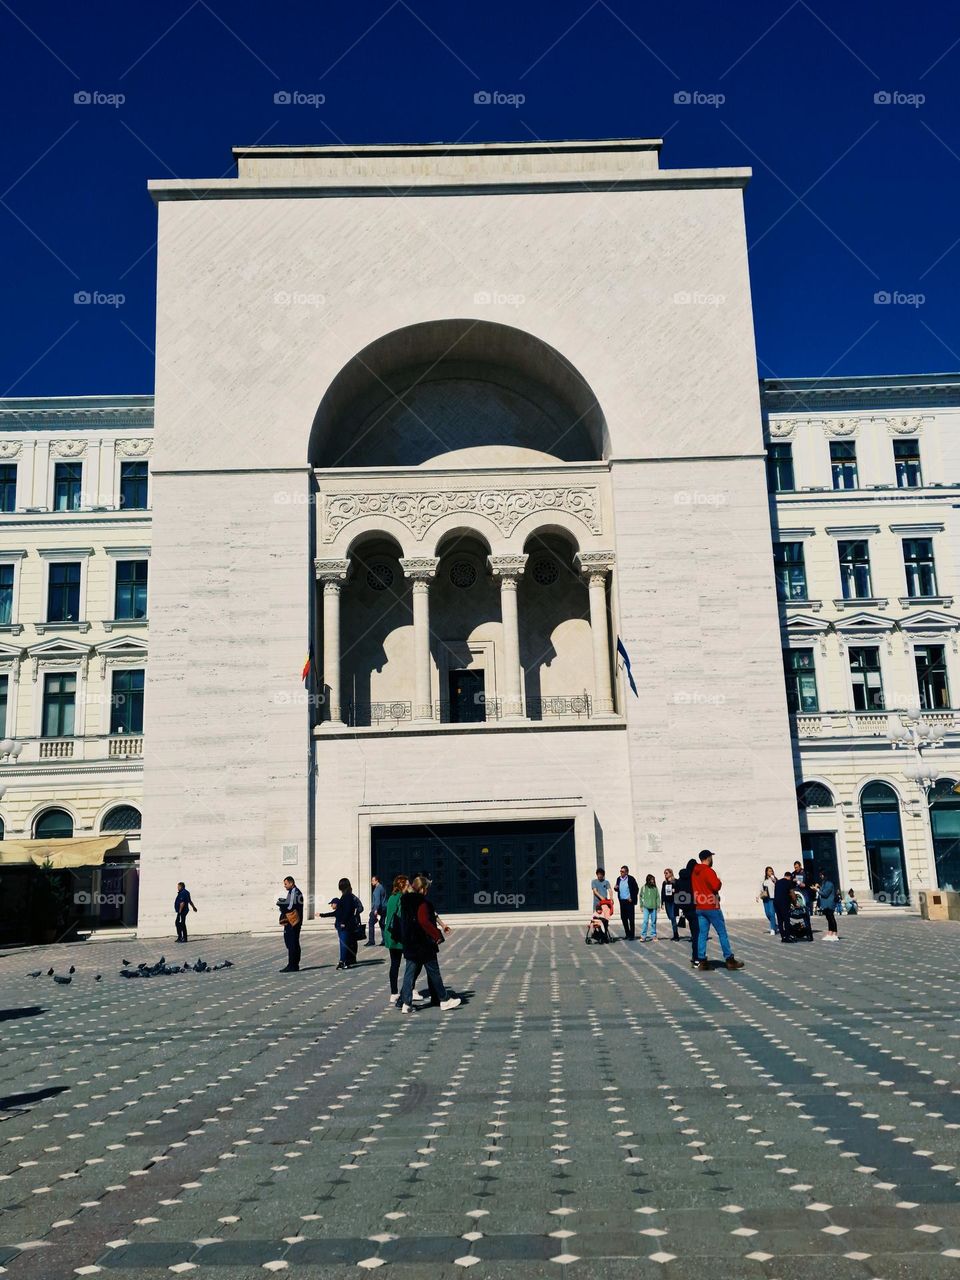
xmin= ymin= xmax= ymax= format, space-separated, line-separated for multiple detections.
xmin=1 ymin=917 xmax=959 ymax=1278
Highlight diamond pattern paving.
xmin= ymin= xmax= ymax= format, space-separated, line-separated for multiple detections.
xmin=0 ymin=918 xmax=959 ymax=1277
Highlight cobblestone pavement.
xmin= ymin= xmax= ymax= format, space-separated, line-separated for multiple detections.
xmin=1 ymin=917 xmax=959 ymax=1278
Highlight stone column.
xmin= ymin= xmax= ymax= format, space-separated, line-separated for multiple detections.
xmin=400 ymin=557 xmax=440 ymax=721
xmin=315 ymin=559 xmax=351 ymax=724
xmin=576 ymin=552 xmax=617 ymax=717
xmin=489 ymin=554 xmax=528 ymax=718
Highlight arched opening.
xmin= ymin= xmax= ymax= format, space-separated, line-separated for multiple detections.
xmin=797 ymin=781 xmax=834 ymax=809
xmin=432 ymin=532 xmax=499 ymax=722
xmin=101 ymin=805 xmax=142 ymax=833
xmin=309 ymin=320 xmax=607 ymax=468
xmin=860 ymin=782 xmax=909 ymax=905
xmin=34 ymin=808 xmax=73 ymax=840
xmin=519 ymin=531 xmax=592 ymax=718
xmin=339 ymin=534 xmax=410 ymax=726
xmin=930 ymin=778 xmax=960 ymax=890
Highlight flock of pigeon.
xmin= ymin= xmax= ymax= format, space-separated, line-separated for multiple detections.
xmin=28 ymin=956 xmax=235 ymax=984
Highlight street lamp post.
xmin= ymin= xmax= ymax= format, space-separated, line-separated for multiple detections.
xmin=886 ymin=708 xmax=944 ymax=896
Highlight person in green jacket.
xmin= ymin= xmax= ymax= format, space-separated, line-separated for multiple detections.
xmin=383 ymin=874 xmax=408 ymax=1005
xmin=640 ymin=874 xmax=660 ymax=941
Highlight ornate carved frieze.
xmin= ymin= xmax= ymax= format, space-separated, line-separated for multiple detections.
xmin=768 ymin=413 xmax=931 ymax=439
xmin=314 ymin=558 xmax=352 ymax=583
xmin=821 ymin=418 xmax=860 ymax=438
xmin=0 ymin=441 xmax=22 ymax=458
xmin=575 ymin=551 xmax=616 ymax=579
xmin=115 ymin=437 xmax=153 ymax=457
xmin=321 ymin=486 xmax=601 ymax=543
xmin=50 ymin=439 xmax=87 ymax=457
xmin=884 ymin=414 xmax=931 ymax=436
xmin=766 ymin=418 xmax=799 ymax=439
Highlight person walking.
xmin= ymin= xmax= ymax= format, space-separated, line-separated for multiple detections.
xmin=661 ymin=868 xmax=680 ymax=940
xmin=818 ymin=876 xmax=840 ymax=941
xmin=773 ymin=871 xmax=795 ymax=942
xmin=383 ymin=874 xmax=408 ymax=1003
xmin=367 ymin=875 xmax=387 ymax=946
xmin=398 ymin=874 xmax=460 ymax=1012
xmin=675 ymin=858 xmax=699 ymax=967
xmin=174 ymin=882 xmax=197 ymax=943
xmin=640 ymin=874 xmax=659 ymax=941
xmin=320 ymin=879 xmax=365 ymax=970
xmin=691 ymin=850 xmax=744 ymax=971
xmin=278 ymin=875 xmax=304 ymax=973
xmin=760 ymin=866 xmax=778 ymax=935
xmin=615 ymin=865 xmax=639 ymax=940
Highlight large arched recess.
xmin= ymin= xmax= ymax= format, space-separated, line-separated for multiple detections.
xmin=309 ymin=319 xmax=609 ymax=468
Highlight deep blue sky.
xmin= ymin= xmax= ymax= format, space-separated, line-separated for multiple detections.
xmin=2 ymin=0 xmax=958 ymax=396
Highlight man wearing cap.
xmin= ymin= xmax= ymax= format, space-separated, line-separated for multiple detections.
xmin=690 ymin=850 xmax=744 ymax=972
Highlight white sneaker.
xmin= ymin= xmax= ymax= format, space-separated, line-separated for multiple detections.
xmin=388 ymin=995 xmax=398 ymax=1005
xmin=768 ymin=929 xmax=777 ymax=935
xmin=439 ymin=997 xmax=462 ymax=1011
xmin=411 ymin=993 xmax=428 ymax=1004
xmin=399 ymin=1004 xmax=412 ymax=1014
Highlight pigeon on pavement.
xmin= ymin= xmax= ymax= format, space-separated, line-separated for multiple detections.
xmin=28 ymin=970 xmax=42 ymax=978
xmin=53 ymin=974 xmax=72 ymax=985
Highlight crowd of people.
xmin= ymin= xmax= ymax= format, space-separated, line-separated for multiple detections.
xmin=759 ymin=862 xmax=858 ymax=943
xmin=590 ymin=852 xmax=745 ymax=970
xmin=275 ymin=871 xmax=462 ymax=1011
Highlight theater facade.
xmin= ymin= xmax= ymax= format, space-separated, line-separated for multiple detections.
xmin=2 ymin=139 xmax=956 ymax=940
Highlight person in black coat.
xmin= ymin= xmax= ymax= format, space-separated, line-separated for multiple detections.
xmin=397 ymin=876 xmax=460 ymax=1012
xmin=614 ymin=865 xmax=639 ymax=940
xmin=675 ymin=859 xmax=699 ymax=966
xmin=773 ymin=871 xmax=807 ymax=943
xmin=318 ymin=878 xmax=364 ymax=970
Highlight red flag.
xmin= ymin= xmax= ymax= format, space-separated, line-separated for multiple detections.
xmin=301 ymin=653 xmax=311 ymax=684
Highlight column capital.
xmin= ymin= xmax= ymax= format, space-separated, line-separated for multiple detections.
xmin=315 ymin=557 xmax=351 ymax=584
xmin=575 ymin=550 xmax=616 ymax=581
xmin=399 ymin=556 xmax=440 ymax=582
xmin=488 ymin=553 xmax=528 ymax=582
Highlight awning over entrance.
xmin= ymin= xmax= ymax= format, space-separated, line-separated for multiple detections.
xmin=0 ymin=836 xmax=130 ymax=869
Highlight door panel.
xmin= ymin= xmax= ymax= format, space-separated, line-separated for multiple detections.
xmin=372 ymin=820 xmax=577 ymax=913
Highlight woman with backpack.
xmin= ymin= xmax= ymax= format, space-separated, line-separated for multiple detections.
xmin=383 ymin=874 xmax=408 ymax=1003
xmin=319 ymin=878 xmax=365 ymax=970
xmin=759 ymin=865 xmax=777 ymax=934
xmin=398 ymin=874 xmax=460 ymax=1012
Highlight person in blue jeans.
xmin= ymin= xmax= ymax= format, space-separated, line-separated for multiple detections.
xmin=691 ymin=850 xmax=744 ymax=971
xmin=319 ymin=878 xmax=364 ymax=970
xmin=760 ymin=866 xmax=777 ymax=934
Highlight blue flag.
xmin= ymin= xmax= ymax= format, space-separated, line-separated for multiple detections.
xmin=616 ymin=637 xmax=638 ymax=698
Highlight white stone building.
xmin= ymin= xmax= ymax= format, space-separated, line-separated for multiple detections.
xmin=1 ymin=140 xmax=957 ymax=940
xmin=0 ymin=398 xmax=150 ymax=940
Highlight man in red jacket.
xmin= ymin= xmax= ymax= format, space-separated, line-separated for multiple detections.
xmin=691 ymin=850 xmax=744 ymax=972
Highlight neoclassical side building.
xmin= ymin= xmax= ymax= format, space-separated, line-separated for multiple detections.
xmin=1 ymin=139 xmax=957 ymax=940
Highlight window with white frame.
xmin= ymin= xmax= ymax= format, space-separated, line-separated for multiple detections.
xmin=915 ymin=644 xmax=950 ymax=711
xmin=42 ymin=671 xmax=76 ymax=737
xmin=838 ymin=540 xmax=872 ymax=599
xmin=903 ymin=538 xmax=938 ymax=598
xmin=47 ymin=562 xmax=82 ymax=623
xmin=830 ymin=440 xmax=858 ymax=490
xmin=894 ymin=439 xmax=923 ymax=488
xmin=848 ymin=645 xmax=884 ymax=711
xmin=783 ymin=648 xmax=819 ymax=713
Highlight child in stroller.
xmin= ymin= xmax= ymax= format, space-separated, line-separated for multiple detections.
xmin=585 ymin=897 xmax=614 ymax=943
xmin=788 ymin=886 xmax=814 ymax=941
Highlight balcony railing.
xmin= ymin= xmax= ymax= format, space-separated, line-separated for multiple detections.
xmin=3 ymin=735 xmax=144 ymax=764
xmin=342 ymin=694 xmax=595 ymax=728
xmin=792 ymin=709 xmax=959 ymax=739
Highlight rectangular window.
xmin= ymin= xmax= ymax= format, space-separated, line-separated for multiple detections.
xmin=53 ymin=461 xmax=83 ymax=512
xmin=830 ymin=440 xmax=859 ymax=490
xmin=766 ymin=442 xmax=795 ymax=492
xmin=849 ymin=646 xmax=884 ymax=711
xmin=111 ymin=668 xmax=144 ymax=734
xmin=0 ymin=463 xmax=16 ymax=512
xmin=119 ymin=460 xmax=148 ymax=510
xmin=903 ymin=538 xmax=937 ymax=597
xmin=774 ymin=542 xmax=808 ymax=601
xmin=838 ymin=540 xmax=872 ymax=599
xmin=46 ymin=562 xmax=81 ymax=623
xmin=915 ymin=645 xmax=950 ymax=710
xmin=784 ymin=648 xmax=819 ymax=713
xmin=894 ymin=438 xmax=923 ymax=488
xmin=0 ymin=672 xmax=7 ymax=737
xmin=42 ymin=671 xmax=76 ymax=738
xmin=0 ymin=563 xmax=13 ymax=625
xmin=114 ymin=560 xmax=148 ymax=620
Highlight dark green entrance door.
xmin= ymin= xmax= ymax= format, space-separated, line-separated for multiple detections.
xmin=371 ymin=820 xmax=577 ymax=913
xmin=800 ymin=832 xmax=840 ymax=890
xmin=448 ymin=669 xmax=485 ymax=722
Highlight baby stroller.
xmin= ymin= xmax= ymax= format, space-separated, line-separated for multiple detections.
xmin=585 ymin=898 xmax=614 ymax=944
xmin=788 ymin=892 xmax=813 ymax=941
